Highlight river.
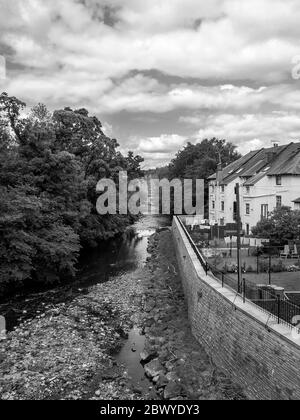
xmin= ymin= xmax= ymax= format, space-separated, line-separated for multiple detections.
xmin=0 ymin=215 xmax=171 ymax=332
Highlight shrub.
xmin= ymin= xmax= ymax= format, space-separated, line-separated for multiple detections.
xmin=246 ymin=265 xmax=254 ymax=273
xmin=258 ymin=261 xmax=269 ymax=273
xmin=271 ymin=261 xmax=286 ymax=273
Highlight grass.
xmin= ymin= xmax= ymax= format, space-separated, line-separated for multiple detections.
xmin=210 ymin=255 xmax=300 ymax=292
xmin=188 ymin=229 xmax=300 ymax=292
xmin=230 ymin=272 xmax=300 ymax=292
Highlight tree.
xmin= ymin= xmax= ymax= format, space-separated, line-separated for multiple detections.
xmin=0 ymin=92 xmax=26 ymax=143
xmin=0 ymin=93 xmax=144 ymax=296
xmin=0 ymin=186 xmax=80 ymax=292
xmin=252 ymin=207 xmax=300 ymax=244
xmin=168 ymin=138 xmax=241 ymax=216
xmin=29 ymin=103 xmax=52 ymax=124
xmin=169 ymin=138 xmax=240 ymax=180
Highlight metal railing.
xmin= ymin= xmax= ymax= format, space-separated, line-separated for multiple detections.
xmin=177 ymin=216 xmax=209 ymax=273
xmin=176 ymin=216 xmax=300 ymax=334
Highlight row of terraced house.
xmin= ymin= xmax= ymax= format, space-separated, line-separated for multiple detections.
xmin=208 ymin=142 xmax=300 ymax=235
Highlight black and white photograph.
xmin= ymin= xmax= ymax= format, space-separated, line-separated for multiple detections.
xmin=1 ymin=0 xmax=300 ymax=405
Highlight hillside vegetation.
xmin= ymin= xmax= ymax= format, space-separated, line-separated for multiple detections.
xmin=0 ymin=93 xmax=143 ymax=295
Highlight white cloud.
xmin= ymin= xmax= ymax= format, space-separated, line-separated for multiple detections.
xmin=133 ymin=111 xmax=300 ymax=167
xmin=193 ymin=112 xmax=300 ymax=154
xmin=139 ymin=134 xmax=187 ymax=154
xmin=97 ymin=80 xmax=300 ymax=114
xmin=1 ymin=0 xmax=300 ymax=166
xmin=122 ymin=134 xmax=189 ymax=168
xmin=1 ymin=0 xmax=300 ymax=87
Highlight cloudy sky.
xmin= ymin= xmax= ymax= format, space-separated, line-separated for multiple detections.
xmin=1 ymin=0 xmax=300 ymax=168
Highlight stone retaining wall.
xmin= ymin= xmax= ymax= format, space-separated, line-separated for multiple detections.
xmin=172 ymin=217 xmax=300 ymax=400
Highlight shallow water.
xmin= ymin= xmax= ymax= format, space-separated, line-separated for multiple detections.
xmin=1 ymin=215 xmax=171 ymax=396
xmin=0 ymin=215 xmax=170 ymax=331
xmin=77 ymin=215 xmax=170 ymax=285
xmin=115 ymin=327 xmax=149 ymax=392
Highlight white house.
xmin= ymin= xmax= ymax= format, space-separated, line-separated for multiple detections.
xmin=209 ymin=142 xmax=300 ymax=235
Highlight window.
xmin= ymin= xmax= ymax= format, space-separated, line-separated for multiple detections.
xmin=220 ymin=218 xmax=225 ymax=226
xmin=276 ymin=176 xmax=282 ymax=186
xmin=276 ymin=196 xmax=282 ymax=208
xmin=261 ymin=204 xmax=268 ymax=220
xmin=246 ymin=186 xmax=250 ymax=194
xmin=246 ymin=204 xmax=250 ymax=215
xmin=233 ymin=201 xmax=237 ymax=221
xmin=246 ymin=224 xmax=250 ymax=236
xmin=221 ymin=201 xmax=225 ymax=212
xmin=221 ymin=185 xmax=225 ymax=193
xmin=212 ymin=201 xmax=215 ymax=210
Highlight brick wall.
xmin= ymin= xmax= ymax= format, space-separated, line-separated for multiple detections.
xmin=172 ymin=217 xmax=300 ymax=400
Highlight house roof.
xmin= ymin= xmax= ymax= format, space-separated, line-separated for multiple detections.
xmin=210 ymin=142 xmax=300 ymax=186
xmin=208 ymin=150 xmax=260 ymax=183
xmin=267 ymin=143 xmax=300 ymax=176
xmin=223 ymin=148 xmax=269 ymax=185
xmin=243 ymin=144 xmax=289 ymax=186
xmin=293 ymin=197 xmax=300 ymax=204
xmin=244 ymin=172 xmax=266 ymax=186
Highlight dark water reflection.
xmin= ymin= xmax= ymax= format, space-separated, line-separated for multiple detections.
xmin=0 ymin=216 xmax=171 ymax=331
xmin=78 ymin=215 xmax=170 ymax=286
xmin=115 ymin=326 xmax=149 ymax=393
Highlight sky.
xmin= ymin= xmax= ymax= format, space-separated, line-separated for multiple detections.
xmin=1 ymin=0 xmax=300 ymax=168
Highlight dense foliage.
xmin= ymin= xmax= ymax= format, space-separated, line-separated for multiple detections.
xmin=0 ymin=93 xmax=143 ymax=294
xmin=168 ymin=139 xmax=241 ymax=216
xmin=252 ymin=206 xmax=300 ymax=245
xmin=169 ymin=139 xmax=240 ymax=180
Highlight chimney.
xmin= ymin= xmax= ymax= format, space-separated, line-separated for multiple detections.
xmin=266 ymin=146 xmax=279 ymax=163
xmin=271 ymin=141 xmax=279 ymax=148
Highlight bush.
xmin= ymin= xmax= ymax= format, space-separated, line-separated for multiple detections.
xmin=251 ymin=247 xmax=264 ymax=257
xmin=246 ymin=265 xmax=254 ymax=273
xmin=271 ymin=261 xmax=286 ymax=273
xmin=258 ymin=261 xmax=269 ymax=273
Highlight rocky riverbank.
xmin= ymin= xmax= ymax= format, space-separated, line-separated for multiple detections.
xmin=135 ymin=230 xmax=246 ymax=400
xmin=0 ymin=229 xmax=245 ymax=400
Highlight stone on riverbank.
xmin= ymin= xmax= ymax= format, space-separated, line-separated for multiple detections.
xmin=144 ymin=359 xmax=165 ymax=379
xmin=138 ymin=230 xmax=246 ymax=401
xmin=164 ymin=380 xmax=184 ymax=400
xmin=140 ymin=349 xmax=158 ymax=364
xmin=0 ymin=225 xmax=246 ymax=401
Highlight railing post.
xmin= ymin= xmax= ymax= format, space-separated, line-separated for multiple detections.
xmin=205 ymin=262 xmax=208 ymax=276
xmin=277 ymin=296 xmax=281 ymax=325
xmin=269 ymin=254 xmax=272 ymax=285
xmin=243 ymin=278 xmax=246 ymax=303
xmin=222 ymin=272 xmax=224 ymax=288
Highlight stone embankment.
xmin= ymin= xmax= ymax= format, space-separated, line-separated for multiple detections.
xmin=0 ymin=229 xmax=245 ymax=400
